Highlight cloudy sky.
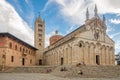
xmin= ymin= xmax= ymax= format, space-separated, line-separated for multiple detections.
xmin=0 ymin=0 xmax=120 ymax=54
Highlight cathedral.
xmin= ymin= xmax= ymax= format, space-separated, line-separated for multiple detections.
xmin=35 ymin=5 xmax=115 ymax=66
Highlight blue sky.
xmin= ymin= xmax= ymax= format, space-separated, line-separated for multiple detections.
xmin=0 ymin=0 xmax=120 ymax=54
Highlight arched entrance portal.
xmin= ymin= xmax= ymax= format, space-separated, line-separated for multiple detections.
xmin=61 ymin=57 xmax=64 ymax=65
xmin=39 ymin=59 xmax=42 ymax=65
xmin=96 ymin=55 xmax=100 ymax=65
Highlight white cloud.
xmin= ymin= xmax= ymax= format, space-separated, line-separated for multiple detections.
xmin=115 ymin=40 xmax=120 ymax=54
xmin=115 ymin=40 xmax=120 ymax=49
xmin=41 ymin=0 xmax=53 ymax=12
xmin=66 ymin=25 xmax=78 ymax=34
xmin=109 ymin=32 xmax=120 ymax=39
xmin=24 ymin=0 xmax=29 ymax=4
xmin=0 ymin=0 xmax=34 ymax=46
xmin=106 ymin=25 xmax=115 ymax=33
xmin=44 ymin=0 xmax=120 ymax=25
xmin=24 ymin=0 xmax=35 ymax=28
xmin=109 ymin=19 xmax=120 ymax=24
xmin=12 ymin=0 xmax=23 ymax=13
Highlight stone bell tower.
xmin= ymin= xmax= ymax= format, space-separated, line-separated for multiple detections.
xmin=34 ymin=14 xmax=45 ymax=65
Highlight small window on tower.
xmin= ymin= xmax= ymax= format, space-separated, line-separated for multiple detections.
xmin=39 ymin=39 xmax=42 ymax=41
xmin=38 ymin=24 xmax=42 ymax=27
xmin=38 ymin=29 xmax=42 ymax=32
xmin=39 ymin=34 xmax=42 ymax=37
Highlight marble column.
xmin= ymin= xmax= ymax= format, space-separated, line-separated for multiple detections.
xmin=105 ymin=47 xmax=109 ymax=65
xmin=89 ymin=44 xmax=94 ymax=65
xmin=84 ymin=43 xmax=89 ymax=65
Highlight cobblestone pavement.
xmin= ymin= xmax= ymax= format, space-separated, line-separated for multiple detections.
xmin=0 ymin=73 xmax=120 ymax=80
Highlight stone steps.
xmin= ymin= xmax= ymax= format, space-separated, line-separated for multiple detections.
xmin=51 ymin=65 xmax=120 ymax=78
xmin=2 ymin=66 xmax=57 ymax=73
xmin=0 ymin=65 xmax=10 ymax=72
xmin=1 ymin=65 xmax=120 ymax=78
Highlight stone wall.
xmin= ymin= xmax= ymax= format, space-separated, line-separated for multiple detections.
xmin=45 ymin=37 xmax=115 ymax=66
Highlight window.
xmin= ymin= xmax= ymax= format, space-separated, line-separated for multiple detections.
xmin=26 ymin=49 xmax=28 ymax=53
xmin=38 ymin=24 xmax=42 ymax=27
xmin=39 ymin=43 xmax=41 ymax=46
xmin=38 ymin=34 xmax=42 ymax=37
xmin=20 ymin=47 xmax=22 ymax=52
xmin=23 ymin=48 xmax=25 ymax=53
xmin=39 ymin=39 xmax=42 ymax=41
xmin=38 ymin=29 xmax=42 ymax=32
xmin=15 ymin=45 xmax=17 ymax=50
xmin=29 ymin=50 xmax=31 ymax=54
xmin=9 ymin=42 xmax=12 ymax=49
xmin=11 ymin=56 xmax=14 ymax=62
xmin=79 ymin=43 xmax=82 ymax=48
xmin=2 ymin=55 xmax=6 ymax=59
xmin=30 ymin=59 xmax=32 ymax=64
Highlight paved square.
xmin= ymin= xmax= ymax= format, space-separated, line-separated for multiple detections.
xmin=0 ymin=73 xmax=120 ymax=80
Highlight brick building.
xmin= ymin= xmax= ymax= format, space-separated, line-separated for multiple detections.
xmin=0 ymin=33 xmax=37 ymax=67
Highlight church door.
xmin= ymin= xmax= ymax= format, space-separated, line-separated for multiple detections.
xmin=39 ymin=59 xmax=42 ymax=65
xmin=96 ymin=55 xmax=100 ymax=65
xmin=22 ymin=58 xmax=25 ymax=66
xmin=61 ymin=57 xmax=64 ymax=65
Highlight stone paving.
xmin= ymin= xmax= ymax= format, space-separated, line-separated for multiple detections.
xmin=0 ymin=73 xmax=120 ymax=80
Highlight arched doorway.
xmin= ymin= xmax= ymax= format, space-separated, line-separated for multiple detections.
xmin=22 ymin=58 xmax=25 ymax=66
xmin=39 ymin=59 xmax=42 ymax=65
xmin=61 ymin=57 xmax=64 ymax=65
xmin=96 ymin=55 xmax=100 ymax=65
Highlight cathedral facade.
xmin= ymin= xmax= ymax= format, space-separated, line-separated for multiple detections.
xmin=35 ymin=6 xmax=115 ymax=66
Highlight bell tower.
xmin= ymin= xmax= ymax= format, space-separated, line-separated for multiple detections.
xmin=34 ymin=14 xmax=45 ymax=65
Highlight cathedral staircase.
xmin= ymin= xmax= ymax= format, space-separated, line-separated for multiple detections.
xmin=51 ymin=65 xmax=120 ymax=78
xmin=1 ymin=65 xmax=120 ymax=78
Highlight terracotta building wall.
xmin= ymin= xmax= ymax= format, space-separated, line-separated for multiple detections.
xmin=0 ymin=36 xmax=6 ymax=66
xmin=0 ymin=35 xmax=36 ymax=67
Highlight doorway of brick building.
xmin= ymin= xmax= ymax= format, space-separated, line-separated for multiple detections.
xmin=61 ymin=57 xmax=64 ymax=65
xmin=96 ymin=55 xmax=100 ymax=65
xmin=22 ymin=58 xmax=25 ymax=66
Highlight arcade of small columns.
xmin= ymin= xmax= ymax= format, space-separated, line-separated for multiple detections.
xmin=45 ymin=39 xmax=115 ymax=65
